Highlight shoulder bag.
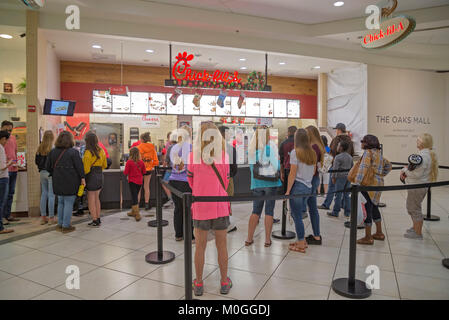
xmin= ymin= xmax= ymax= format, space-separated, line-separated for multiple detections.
xmin=253 ymin=147 xmax=280 ymax=182
xmin=211 ymin=163 xmax=234 ymax=196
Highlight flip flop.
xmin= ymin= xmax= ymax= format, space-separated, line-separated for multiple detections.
xmin=289 ymin=245 xmax=306 ymax=253
xmin=264 ymin=241 xmax=272 ymax=247
xmin=245 ymin=240 xmax=254 ymax=246
xmin=357 ymin=237 xmax=374 ymax=245
xmin=372 ymin=233 xmax=385 ymax=241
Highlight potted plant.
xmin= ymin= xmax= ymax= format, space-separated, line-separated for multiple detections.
xmin=16 ymin=78 xmax=26 ymax=93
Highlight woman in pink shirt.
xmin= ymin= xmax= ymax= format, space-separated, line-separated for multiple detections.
xmin=187 ymin=122 xmax=232 ymax=296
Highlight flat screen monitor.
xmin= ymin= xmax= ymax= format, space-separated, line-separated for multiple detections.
xmin=43 ymin=99 xmax=76 ymax=116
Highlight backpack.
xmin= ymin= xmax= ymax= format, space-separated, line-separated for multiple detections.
xmin=253 ymin=145 xmax=280 ymax=182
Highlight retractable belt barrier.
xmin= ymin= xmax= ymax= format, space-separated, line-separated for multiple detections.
xmin=148 ymin=164 xmax=449 ymax=300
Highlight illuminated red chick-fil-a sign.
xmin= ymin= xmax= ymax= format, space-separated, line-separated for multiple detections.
xmin=173 ymin=51 xmax=242 ymax=84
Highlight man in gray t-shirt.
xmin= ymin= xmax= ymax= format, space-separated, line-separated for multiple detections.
xmin=328 ymin=140 xmax=353 ymax=218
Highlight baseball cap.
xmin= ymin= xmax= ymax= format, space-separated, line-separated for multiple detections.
xmin=333 ymin=123 xmax=346 ymax=132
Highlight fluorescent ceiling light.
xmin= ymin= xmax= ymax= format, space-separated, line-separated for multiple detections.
xmin=239 ymin=58 xmax=246 ymax=61
xmin=279 ymin=62 xmax=286 ymax=65
xmin=92 ymin=44 xmax=102 ymax=49
xmin=0 ymin=34 xmax=13 ymax=39
xmin=145 ymin=49 xmax=154 ymax=53
xmin=312 ymin=66 xmax=321 ymax=69
xmin=240 ymin=67 xmax=247 ymax=70
xmin=333 ymin=1 xmax=344 ymax=7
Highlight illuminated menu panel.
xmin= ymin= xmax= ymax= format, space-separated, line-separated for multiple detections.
xmin=130 ymin=92 xmax=149 ymax=113
xmin=287 ymin=100 xmax=300 ymax=118
xmin=245 ymin=98 xmax=260 ymax=117
xmin=231 ymin=96 xmax=246 ymax=117
xmin=112 ymin=94 xmax=131 ymax=113
xmin=93 ymin=90 xmax=112 ymax=113
xmin=183 ymin=94 xmax=200 ymax=115
xmin=215 ymin=97 xmax=231 ymax=116
xmin=260 ymin=99 xmax=274 ymax=118
xmin=200 ymin=96 xmax=217 ymax=116
xmin=166 ymin=93 xmax=183 ymax=114
xmin=273 ymin=99 xmax=287 ymax=118
xmin=149 ymin=93 xmax=167 ymax=114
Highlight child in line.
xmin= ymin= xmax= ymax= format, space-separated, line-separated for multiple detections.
xmin=124 ymin=147 xmax=146 ymax=221
xmin=327 ymin=141 xmax=353 ymax=218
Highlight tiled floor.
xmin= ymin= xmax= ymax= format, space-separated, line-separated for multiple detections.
xmin=0 ymin=188 xmax=448 ymax=300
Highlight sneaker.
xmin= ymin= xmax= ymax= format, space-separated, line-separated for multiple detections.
xmin=55 ymin=224 xmax=63 ymax=232
xmin=145 ymin=203 xmax=151 ymax=211
xmin=306 ymin=234 xmax=322 ymax=245
xmin=220 ymin=277 xmax=232 ymax=295
xmin=6 ymin=217 xmax=20 ymax=222
xmin=273 ymin=218 xmax=281 ymax=224
xmin=62 ymin=226 xmax=76 ymax=234
xmin=327 ymin=212 xmax=339 ymax=218
xmin=227 ymin=226 xmax=237 ymax=233
xmin=193 ymin=279 xmax=204 ymax=296
xmin=98 ymin=218 xmax=101 ymax=224
xmin=404 ymin=230 xmax=423 ymax=240
xmin=318 ymin=205 xmax=329 ymax=210
xmin=73 ymin=210 xmax=84 ymax=217
xmin=406 ymin=227 xmax=415 ymax=233
xmin=163 ymin=200 xmax=174 ymax=208
xmin=0 ymin=228 xmax=14 ymax=234
xmin=88 ymin=220 xmax=100 ymax=227
xmin=40 ymin=219 xmax=48 ymax=225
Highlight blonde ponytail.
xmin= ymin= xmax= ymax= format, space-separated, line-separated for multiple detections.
xmin=419 ymin=133 xmax=438 ymax=182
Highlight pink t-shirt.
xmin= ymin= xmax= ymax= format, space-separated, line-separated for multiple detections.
xmin=4 ymin=135 xmax=17 ymax=172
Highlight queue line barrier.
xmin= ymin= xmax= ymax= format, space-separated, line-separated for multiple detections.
xmin=145 ymin=164 xmax=449 ymax=300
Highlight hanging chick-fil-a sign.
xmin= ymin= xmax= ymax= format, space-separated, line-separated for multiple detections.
xmin=173 ymin=52 xmax=242 ymax=85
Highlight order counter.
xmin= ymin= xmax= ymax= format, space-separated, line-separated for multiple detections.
xmin=99 ymin=166 xmax=252 ymax=209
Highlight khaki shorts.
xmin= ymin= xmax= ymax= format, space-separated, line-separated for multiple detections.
xmin=406 ymin=188 xmax=427 ymax=222
xmin=193 ymin=216 xmax=230 ymax=231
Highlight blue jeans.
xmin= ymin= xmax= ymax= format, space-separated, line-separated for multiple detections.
xmin=252 ymin=187 xmax=278 ymax=216
xmin=322 ymin=169 xmax=336 ymax=208
xmin=57 ymin=195 xmax=76 ymax=228
xmin=307 ymin=175 xmax=321 ymax=237
xmin=40 ymin=170 xmax=55 ymax=217
xmin=289 ymin=181 xmax=311 ymax=241
xmin=3 ymin=171 xmax=17 ymax=219
xmin=0 ymin=177 xmax=9 ymax=231
xmin=332 ymin=177 xmax=350 ymax=216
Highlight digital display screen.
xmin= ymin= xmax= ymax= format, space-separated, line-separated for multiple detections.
xmin=287 ymin=100 xmax=300 ymax=118
xmin=274 ymin=99 xmax=287 ymax=118
xmin=93 ymin=90 xmax=112 ymax=112
xmin=245 ymin=98 xmax=260 ymax=117
xmin=260 ymin=99 xmax=274 ymax=117
xmin=166 ymin=93 xmax=183 ymax=114
xmin=149 ymin=93 xmax=167 ymax=114
xmin=215 ymin=97 xmax=231 ymax=116
xmin=231 ymin=96 xmax=246 ymax=116
xmin=43 ymin=99 xmax=76 ymax=116
xmin=200 ymin=96 xmax=217 ymax=116
xmin=183 ymin=94 xmax=200 ymax=115
xmin=112 ymin=94 xmax=131 ymax=113
xmin=130 ymin=92 xmax=149 ymax=113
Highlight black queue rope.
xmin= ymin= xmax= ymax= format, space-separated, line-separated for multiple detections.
xmin=151 ymin=164 xmax=449 ymax=300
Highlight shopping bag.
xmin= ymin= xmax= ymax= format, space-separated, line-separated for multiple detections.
xmin=357 ymin=193 xmax=367 ymax=225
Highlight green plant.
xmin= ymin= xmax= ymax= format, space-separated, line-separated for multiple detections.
xmin=16 ymin=78 xmax=26 ymax=93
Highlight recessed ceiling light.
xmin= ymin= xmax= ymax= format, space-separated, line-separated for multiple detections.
xmin=92 ymin=44 xmax=102 ymax=49
xmin=0 ymin=34 xmax=13 ymax=39
xmin=240 ymin=67 xmax=247 ymax=70
xmin=145 ymin=49 xmax=154 ymax=53
xmin=333 ymin=1 xmax=344 ymax=7
xmin=279 ymin=62 xmax=286 ymax=65
xmin=239 ymin=58 xmax=246 ymax=61
xmin=312 ymin=66 xmax=321 ymax=70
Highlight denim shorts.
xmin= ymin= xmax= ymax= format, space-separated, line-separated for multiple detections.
xmin=193 ymin=216 xmax=230 ymax=231
xmin=162 ymin=170 xmax=171 ymax=182
xmin=252 ymin=187 xmax=278 ymax=216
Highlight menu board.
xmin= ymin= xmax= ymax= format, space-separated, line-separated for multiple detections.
xmin=274 ymin=99 xmax=287 ymax=118
xmin=149 ymin=93 xmax=167 ymax=114
xmin=112 ymin=94 xmax=131 ymax=113
xmin=200 ymin=96 xmax=217 ymax=116
xmin=231 ymin=96 xmax=246 ymax=116
xmin=166 ymin=93 xmax=183 ymax=114
xmin=93 ymin=90 xmax=112 ymax=113
xmin=245 ymin=98 xmax=260 ymax=117
xmin=287 ymin=100 xmax=300 ymax=118
xmin=260 ymin=99 xmax=274 ymax=118
xmin=215 ymin=97 xmax=231 ymax=116
xmin=183 ymin=94 xmax=200 ymax=115
xmin=130 ymin=92 xmax=149 ymax=113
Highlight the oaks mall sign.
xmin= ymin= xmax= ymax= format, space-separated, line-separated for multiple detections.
xmin=362 ymin=0 xmax=416 ymax=49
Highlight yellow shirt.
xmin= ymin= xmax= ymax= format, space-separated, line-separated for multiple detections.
xmin=83 ymin=148 xmax=107 ymax=175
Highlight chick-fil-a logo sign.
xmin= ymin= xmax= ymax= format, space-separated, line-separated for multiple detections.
xmin=173 ymin=52 xmax=242 ymax=84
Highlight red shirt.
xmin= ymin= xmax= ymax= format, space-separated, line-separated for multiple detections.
xmin=123 ymin=159 xmax=146 ymax=185
xmin=131 ymin=141 xmax=141 ymax=148
xmin=4 ymin=135 xmax=17 ymax=172
xmin=98 ymin=141 xmax=110 ymax=159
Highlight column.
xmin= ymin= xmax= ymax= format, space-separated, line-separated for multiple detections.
xmin=318 ymin=73 xmax=327 ymax=128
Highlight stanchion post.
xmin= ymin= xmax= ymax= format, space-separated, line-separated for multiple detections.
xmin=183 ymin=193 xmax=193 ymax=300
xmin=145 ymin=168 xmax=175 ymax=265
xmin=443 ymin=258 xmax=449 ymax=269
xmin=424 ymin=187 xmax=440 ymax=221
xmin=332 ymin=185 xmax=371 ymax=299
xmin=272 ymin=173 xmax=295 ymax=240
xmin=148 ymin=168 xmax=169 ymax=227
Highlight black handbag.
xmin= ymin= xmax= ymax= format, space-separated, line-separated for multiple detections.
xmin=253 ymin=147 xmax=280 ymax=182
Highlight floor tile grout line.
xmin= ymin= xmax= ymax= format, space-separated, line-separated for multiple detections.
xmin=382 ymin=210 xmax=402 ymax=300
xmin=326 ymin=222 xmax=348 ymax=300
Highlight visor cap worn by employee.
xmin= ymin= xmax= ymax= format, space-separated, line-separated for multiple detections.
xmin=333 ymin=123 xmax=346 ymax=132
